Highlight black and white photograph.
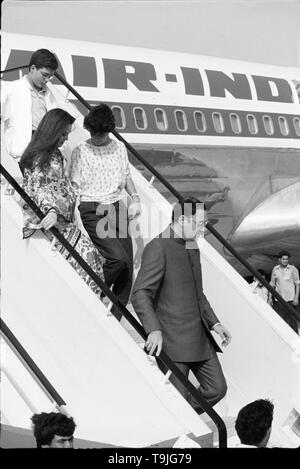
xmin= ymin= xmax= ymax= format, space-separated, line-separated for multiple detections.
xmin=1 ymin=0 xmax=300 ymax=453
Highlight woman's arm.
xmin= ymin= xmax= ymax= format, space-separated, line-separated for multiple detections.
xmin=125 ymin=176 xmax=139 ymax=200
xmin=125 ymin=177 xmax=141 ymax=220
xmin=22 ymin=166 xmax=60 ymax=234
xmin=122 ymin=142 xmax=141 ymax=220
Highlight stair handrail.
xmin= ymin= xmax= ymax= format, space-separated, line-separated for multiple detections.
xmin=1 ymin=60 xmax=299 ymax=445
xmin=0 ymin=318 xmax=66 ymax=407
xmin=1 ymin=164 xmax=227 ymax=447
xmin=46 ymin=71 xmax=300 ymax=326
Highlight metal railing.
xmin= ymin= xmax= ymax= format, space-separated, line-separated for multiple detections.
xmin=1 ymin=164 xmax=227 ymax=447
xmin=0 ymin=318 xmax=66 ymax=407
xmin=2 ymin=61 xmax=299 ymax=445
xmin=44 ymin=69 xmax=300 ymax=326
xmin=53 ymin=69 xmax=300 ymax=326
xmin=1 ymin=65 xmax=299 ymax=327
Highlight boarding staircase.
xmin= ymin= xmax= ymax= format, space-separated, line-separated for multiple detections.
xmin=1 ymin=66 xmax=300 ymax=448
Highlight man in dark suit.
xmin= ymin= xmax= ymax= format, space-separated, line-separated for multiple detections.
xmin=132 ymin=196 xmax=231 ymax=413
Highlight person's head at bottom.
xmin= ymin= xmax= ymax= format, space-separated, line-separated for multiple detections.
xmin=235 ymin=399 xmax=274 ymax=447
xmin=31 ymin=412 xmax=76 ymax=448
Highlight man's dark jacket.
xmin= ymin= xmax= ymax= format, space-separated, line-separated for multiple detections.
xmin=132 ymin=227 xmax=222 ymax=362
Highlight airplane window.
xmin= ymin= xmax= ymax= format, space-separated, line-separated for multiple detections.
xmin=263 ymin=115 xmax=274 ymax=135
xmin=229 ymin=113 xmax=242 ymax=134
xmin=212 ymin=112 xmax=225 ymax=133
xmin=154 ymin=108 xmax=168 ymax=131
xmin=175 ymin=110 xmax=188 ymax=131
xmin=293 ymin=117 xmax=300 ymax=136
xmin=247 ymin=114 xmax=258 ymax=134
xmin=111 ymin=106 xmax=126 ymax=130
xmin=278 ymin=116 xmax=289 ymax=136
xmin=194 ymin=111 xmax=206 ymax=132
xmin=133 ymin=107 xmax=147 ymax=130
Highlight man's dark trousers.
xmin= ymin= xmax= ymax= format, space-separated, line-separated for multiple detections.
xmin=157 ymin=353 xmax=227 ymax=414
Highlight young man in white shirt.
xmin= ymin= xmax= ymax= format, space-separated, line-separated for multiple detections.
xmin=1 ymin=49 xmax=81 ymax=176
xmin=270 ymin=250 xmax=300 ymax=333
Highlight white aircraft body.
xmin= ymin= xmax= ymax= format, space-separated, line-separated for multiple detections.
xmin=1 ymin=32 xmax=300 ymax=449
xmin=1 ymin=32 xmax=300 ymax=273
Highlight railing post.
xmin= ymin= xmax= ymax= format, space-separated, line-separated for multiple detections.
xmin=0 ymin=318 xmax=66 ymax=407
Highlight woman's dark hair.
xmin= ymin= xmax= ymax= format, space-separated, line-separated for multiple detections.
xmin=31 ymin=412 xmax=76 ymax=448
xmin=20 ymin=109 xmax=75 ymax=170
xmin=29 ymin=49 xmax=58 ymax=71
xmin=83 ymin=103 xmax=115 ymax=135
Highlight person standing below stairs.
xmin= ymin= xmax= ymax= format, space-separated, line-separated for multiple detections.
xmin=269 ymin=250 xmax=300 ymax=334
xmin=31 ymin=412 xmax=76 ymax=448
xmin=234 ymin=399 xmax=274 ymax=448
xmin=132 ymin=197 xmax=232 ymax=413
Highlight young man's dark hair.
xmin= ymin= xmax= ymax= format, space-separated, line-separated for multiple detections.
xmin=171 ymin=196 xmax=206 ymax=222
xmin=235 ymin=399 xmax=274 ymax=447
xmin=29 ymin=49 xmax=58 ymax=71
xmin=278 ymin=250 xmax=291 ymax=259
xmin=31 ymin=412 xmax=76 ymax=448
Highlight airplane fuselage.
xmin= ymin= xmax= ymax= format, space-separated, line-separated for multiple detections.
xmin=1 ymin=32 xmax=300 ymax=274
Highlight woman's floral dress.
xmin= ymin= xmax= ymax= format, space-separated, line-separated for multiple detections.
xmin=21 ymin=149 xmax=105 ymax=297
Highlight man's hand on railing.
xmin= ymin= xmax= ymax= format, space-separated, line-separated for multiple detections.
xmin=145 ymin=330 xmax=163 ymax=356
xmin=41 ymin=210 xmax=58 ymax=230
xmin=213 ymin=323 xmax=232 ymax=347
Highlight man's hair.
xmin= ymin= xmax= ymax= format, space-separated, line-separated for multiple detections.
xmin=84 ymin=103 xmax=115 ymax=135
xmin=29 ymin=49 xmax=58 ymax=71
xmin=31 ymin=412 xmax=76 ymax=448
xmin=171 ymin=196 xmax=206 ymax=223
xmin=278 ymin=250 xmax=291 ymax=259
xmin=235 ymin=399 xmax=274 ymax=446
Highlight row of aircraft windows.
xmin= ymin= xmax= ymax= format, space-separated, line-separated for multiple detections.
xmin=111 ymin=105 xmax=300 ymax=137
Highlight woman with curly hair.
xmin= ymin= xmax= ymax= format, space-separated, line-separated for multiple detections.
xmin=19 ymin=108 xmax=105 ymax=297
xmin=69 ymin=103 xmax=141 ymax=319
